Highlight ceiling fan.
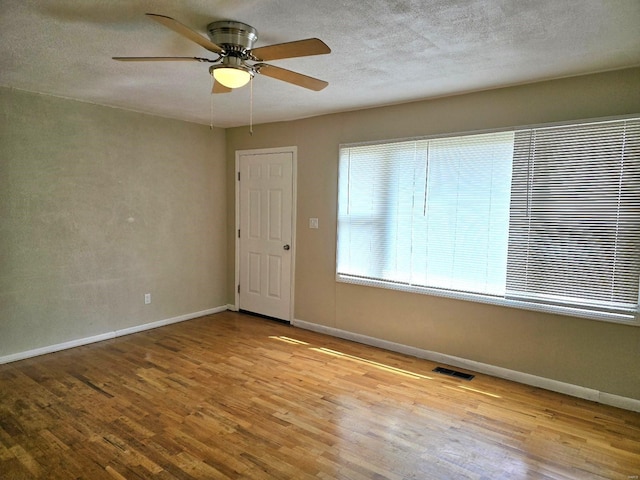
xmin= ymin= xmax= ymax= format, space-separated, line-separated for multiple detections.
xmin=113 ymin=13 xmax=331 ymax=93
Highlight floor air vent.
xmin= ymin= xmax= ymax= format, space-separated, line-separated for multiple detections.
xmin=433 ymin=367 xmax=474 ymax=381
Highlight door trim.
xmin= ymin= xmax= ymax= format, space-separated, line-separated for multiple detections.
xmin=234 ymin=146 xmax=297 ymax=321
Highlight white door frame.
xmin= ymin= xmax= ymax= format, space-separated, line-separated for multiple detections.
xmin=234 ymin=146 xmax=297 ymax=321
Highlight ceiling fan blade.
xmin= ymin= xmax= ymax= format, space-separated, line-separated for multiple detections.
xmin=212 ymin=81 xmax=232 ymax=94
xmin=251 ymin=38 xmax=330 ymax=61
xmin=113 ymin=56 xmax=214 ymax=62
xmin=255 ymin=64 xmax=328 ymax=91
xmin=145 ymin=13 xmax=223 ymax=54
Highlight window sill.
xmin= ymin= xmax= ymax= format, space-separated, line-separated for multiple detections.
xmin=336 ymin=274 xmax=640 ymax=327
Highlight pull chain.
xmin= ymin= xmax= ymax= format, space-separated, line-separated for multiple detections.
xmin=249 ymin=76 xmax=254 ymax=136
xmin=210 ymin=76 xmax=214 ymax=130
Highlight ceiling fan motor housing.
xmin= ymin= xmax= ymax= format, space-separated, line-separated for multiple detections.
xmin=207 ymin=21 xmax=258 ymax=57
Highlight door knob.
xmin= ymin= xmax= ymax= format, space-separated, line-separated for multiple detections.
xmin=283 ymin=244 xmax=290 ymax=250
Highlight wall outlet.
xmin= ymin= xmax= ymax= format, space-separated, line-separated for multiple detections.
xmin=309 ymin=217 xmax=319 ymax=229
xmin=144 ymin=293 xmax=151 ymax=305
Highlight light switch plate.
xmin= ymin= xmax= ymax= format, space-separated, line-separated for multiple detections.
xmin=309 ymin=218 xmax=319 ymax=229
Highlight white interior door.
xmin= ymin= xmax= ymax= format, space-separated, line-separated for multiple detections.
xmin=237 ymin=148 xmax=295 ymax=321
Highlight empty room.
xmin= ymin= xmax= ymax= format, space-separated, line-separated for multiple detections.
xmin=1 ymin=1 xmax=639 ymax=479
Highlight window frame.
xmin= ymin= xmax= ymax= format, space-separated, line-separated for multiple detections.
xmin=336 ymin=114 xmax=640 ymax=326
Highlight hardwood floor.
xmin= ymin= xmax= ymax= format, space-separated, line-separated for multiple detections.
xmin=1 ymin=311 xmax=639 ymax=479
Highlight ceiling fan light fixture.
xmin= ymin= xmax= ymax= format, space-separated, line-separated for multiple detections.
xmin=211 ymin=65 xmax=253 ymax=89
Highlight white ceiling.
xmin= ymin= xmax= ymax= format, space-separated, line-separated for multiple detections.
xmin=1 ymin=1 xmax=639 ymax=128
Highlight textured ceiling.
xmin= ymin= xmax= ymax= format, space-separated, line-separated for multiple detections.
xmin=1 ymin=0 xmax=639 ymax=128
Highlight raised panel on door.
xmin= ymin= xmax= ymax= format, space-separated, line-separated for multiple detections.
xmin=267 ymin=255 xmax=282 ymax=299
xmin=248 ymin=189 xmax=261 ymax=239
xmin=268 ymin=189 xmax=283 ymax=241
xmin=248 ymin=252 xmax=262 ymax=295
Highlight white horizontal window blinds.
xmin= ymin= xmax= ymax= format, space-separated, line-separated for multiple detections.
xmin=506 ymin=119 xmax=640 ymax=315
xmin=337 ymin=142 xmax=417 ymax=281
xmin=337 ymin=131 xmax=514 ymax=296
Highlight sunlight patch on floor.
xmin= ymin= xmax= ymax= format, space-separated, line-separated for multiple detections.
xmin=270 ymin=335 xmax=433 ymax=379
xmin=310 ymin=347 xmax=433 ymax=380
xmin=269 ymin=336 xmax=310 ymax=345
xmin=446 ymin=385 xmax=502 ymax=398
xmin=266 ymin=335 xmax=508 ymax=396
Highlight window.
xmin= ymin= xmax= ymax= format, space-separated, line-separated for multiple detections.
xmin=337 ymin=117 xmax=640 ymax=324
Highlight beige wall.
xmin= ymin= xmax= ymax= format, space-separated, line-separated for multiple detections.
xmin=1 ymin=68 xmax=639 ymax=401
xmin=0 ymin=88 xmax=228 ymax=356
xmin=226 ymin=67 xmax=640 ymax=400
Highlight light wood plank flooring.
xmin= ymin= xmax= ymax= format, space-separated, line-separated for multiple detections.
xmin=1 ymin=311 xmax=639 ymax=479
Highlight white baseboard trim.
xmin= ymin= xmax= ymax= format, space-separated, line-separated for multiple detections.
xmin=0 ymin=332 xmax=117 ymax=365
xmin=227 ymin=304 xmax=239 ymax=312
xmin=115 ymin=306 xmax=227 ymax=337
xmin=0 ymin=306 xmax=228 ymax=365
xmin=292 ymin=318 xmax=640 ymax=413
